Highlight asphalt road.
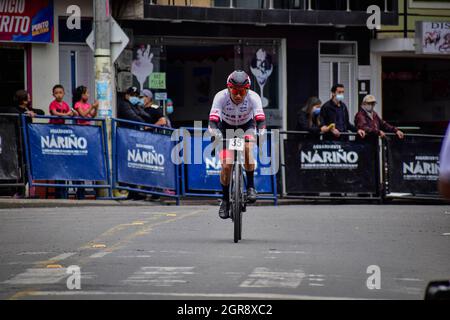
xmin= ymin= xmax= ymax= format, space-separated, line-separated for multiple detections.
xmin=0 ymin=204 xmax=449 ymax=300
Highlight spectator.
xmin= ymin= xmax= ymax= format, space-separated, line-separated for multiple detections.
xmin=354 ymin=95 xmax=404 ymax=140
xmin=439 ymin=124 xmax=450 ymax=199
xmin=8 ymin=90 xmax=44 ymax=199
xmin=165 ymin=98 xmax=174 ymax=128
xmin=72 ymin=86 xmax=99 ymax=200
xmin=48 ymin=84 xmax=73 ymax=199
xmin=142 ymin=89 xmax=167 ymax=127
xmin=49 ymin=85 xmax=75 ymax=124
xmin=12 ymin=89 xmax=45 ymax=118
xmin=320 ymin=84 xmax=365 ymax=139
xmin=117 ymin=86 xmax=152 ymax=125
xmin=117 ymin=87 xmax=150 ymax=201
xmin=296 ymin=96 xmax=330 ymax=134
xmin=73 ymin=86 xmax=98 ymax=126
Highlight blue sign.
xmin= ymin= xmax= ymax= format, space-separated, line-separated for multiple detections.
xmin=116 ymin=127 xmax=176 ymax=190
xmin=27 ymin=123 xmax=107 ymax=180
xmin=185 ymin=134 xmax=274 ymax=193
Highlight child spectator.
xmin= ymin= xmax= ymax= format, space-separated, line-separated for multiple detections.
xmin=73 ymin=86 xmax=99 ymax=126
xmin=49 ymin=84 xmax=75 ymax=124
xmin=71 ymin=86 xmax=99 ymax=200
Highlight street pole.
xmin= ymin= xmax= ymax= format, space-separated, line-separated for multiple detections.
xmin=94 ymin=0 xmax=113 ymax=198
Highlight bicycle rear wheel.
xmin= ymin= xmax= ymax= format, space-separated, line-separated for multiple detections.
xmin=231 ymin=163 xmax=242 ymax=243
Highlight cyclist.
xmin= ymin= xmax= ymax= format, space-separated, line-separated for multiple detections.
xmin=208 ymin=70 xmax=267 ymax=219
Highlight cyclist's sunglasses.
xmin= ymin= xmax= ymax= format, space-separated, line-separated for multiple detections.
xmin=229 ymin=87 xmax=248 ymax=96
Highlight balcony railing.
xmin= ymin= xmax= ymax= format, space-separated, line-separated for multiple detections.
xmin=149 ymin=0 xmax=395 ymax=12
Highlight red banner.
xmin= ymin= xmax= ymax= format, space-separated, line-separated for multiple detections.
xmin=0 ymin=0 xmax=54 ymax=43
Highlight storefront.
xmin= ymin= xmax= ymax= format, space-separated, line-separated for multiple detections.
xmin=117 ymin=17 xmax=372 ymax=130
xmin=0 ymin=0 xmax=54 ymax=108
xmin=371 ymin=21 xmax=450 ymax=135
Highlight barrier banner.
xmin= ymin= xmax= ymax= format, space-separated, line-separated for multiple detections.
xmin=27 ymin=123 xmax=106 ymax=180
xmin=385 ymin=135 xmax=442 ymax=196
xmin=284 ymin=136 xmax=378 ymax=194
xmin=0 ymin=116 xmax=20 ymax=180
xmin=116 ymin=127 xmax=176 ymax=190
xmin=185 ymin=135 xmax=274 ymax=194
xmin=0 ymin=0 xmax=54 ymax=43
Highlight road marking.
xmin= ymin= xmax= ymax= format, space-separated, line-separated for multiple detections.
xmin=89 ymin=252 xmax=111 ymax=259
xmin=442 ymin=233 xmax=450 ymax=236
xmin=124 ymin=267 xmax=195 ymax=287
xmin=3 ymin=268 xmax=67 ymax=285
xmin=309 ymin=283 xmax=325 ymax=287
xmin=7 ymin=209 xmax=207 ymax=300
xmin=17 ymin=252 xmax=49 ymax=256
xmin=48 ymin=252 xmax=76 ymax=261
xmin=240 ymin=267 xmax=305 ymax=289
xmin=92 ymin=244 xmax=107 ymax=249
xmin=20 ymin=291 xmax=371 ymax=300
xmin=395 ymin=278 xmax=424 ymax=282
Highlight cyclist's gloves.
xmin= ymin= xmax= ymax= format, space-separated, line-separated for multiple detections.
xmin=208 ymin=119 xmax=222 ymax=139
xmin=256 ymin=115 xmax=267 ymax=137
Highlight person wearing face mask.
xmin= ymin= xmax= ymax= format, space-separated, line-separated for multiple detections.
xmin=296 ymin=97 xmax=331 ymax=135
xmin=141 ymin=89 xmax=167 ymax=127
xmin=320 ymin=84 xmax=365 ymax=140
xmin=354 ymin=95 xmax=404 ymax=140
xmin=117 ymin=86 xmax=153 ymax=126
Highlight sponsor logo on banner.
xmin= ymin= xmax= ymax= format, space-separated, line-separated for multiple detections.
xmin=402 ymin=156 xmax=439 ymax=181
xmin=40 ymin=129 xmax=88 ymax=156
xmin=127 ymin=144 xmax=165 ymax=172
xmin=205 ymin=156 xmax=221 ymax=176
xmin=0 ymin=0 xmax=54 ymax=43
xmin=300 ymin=144 xmax=359 ymax=170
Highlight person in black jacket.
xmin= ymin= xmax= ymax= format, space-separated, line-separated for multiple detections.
xmin=296 ymin=97 xmax=330 ymax=135
xmin=320 ymin=84 xmax=365 ymax=139
xmin=117 ymin=86 xmax=154 ymax=125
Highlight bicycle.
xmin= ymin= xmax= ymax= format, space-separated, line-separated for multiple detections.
xmin=218 ymin=135 xmax=258 ymax=243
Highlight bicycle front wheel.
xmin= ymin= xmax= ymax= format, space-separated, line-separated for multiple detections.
xmin=232 ymin=163 xmax=242 ymax=243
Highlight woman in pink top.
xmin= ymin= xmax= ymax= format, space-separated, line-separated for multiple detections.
xmin=73 ymin=86 xmax=99 ymax=125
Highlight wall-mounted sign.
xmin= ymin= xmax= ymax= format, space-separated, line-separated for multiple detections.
xmin=149 ymin=72 xmax=166 ymax=90
xmin=416 ymin=21 xmax=450 ymax=54
xmin=0 ymin=0 xmax=54 ymax=43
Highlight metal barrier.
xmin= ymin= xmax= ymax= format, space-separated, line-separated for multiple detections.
xmin=383 ymin=133 xmax=443 ymax=200
xmin=180 ymin=127 xmax=278 ymax=205
xmin=280 ymin=131 xmax=382 ymax=200
xmin=0 ymin=113 xmax=26 ymax=189
xmin=111 ymin=118 xmax=181 ymax=204
xmin=21 ymin=115 xmax=112 ymax=197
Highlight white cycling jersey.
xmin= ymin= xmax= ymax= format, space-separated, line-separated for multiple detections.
xmin=209 ymin=89 xmax=266 ymax=126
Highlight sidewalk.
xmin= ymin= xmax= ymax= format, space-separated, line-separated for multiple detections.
xmin=0 ymin=197 xmax=443 ymax=209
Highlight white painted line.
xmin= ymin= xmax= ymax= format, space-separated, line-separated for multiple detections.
xmin=309 ymin=283 xmax=325 ymax=287
xmin=89 ymin=252 xmax=111 ymax=259
xmin=48 ymin=252 xmax=76 ymax=261
xmin=395 ymin=278 xmax=424 ymax=282
xmin=442 ymin=233 xmax=450 ymax=236
xmin=3 ymin=268 xmax=67 ymax=285
xmin=124 ymin=267 xmax=195 ymax=287
xmin=17 ymin=252 xmax=49 ymax=256
xmin=24 ymin=291 xmax=372 ymax=300
xmin=240 ymin=267 xmax=305 ymax=289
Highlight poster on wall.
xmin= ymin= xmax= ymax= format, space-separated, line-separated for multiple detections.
xmin=416 ymin=21 xmax=450 ymax=54
xmin=131 ymin=44 xmax=162 ymax=92
xmin=0 ymin=0 xmax=54 ymax=43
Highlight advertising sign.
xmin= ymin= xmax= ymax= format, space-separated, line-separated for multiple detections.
xmin=0 ymin=0 xmax=54 ymax=43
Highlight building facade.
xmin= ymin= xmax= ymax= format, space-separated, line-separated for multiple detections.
xmin=372 ymin=0 xmax=450 ymax=134
xmin=1 ymin=0 xmax=404 ymax=132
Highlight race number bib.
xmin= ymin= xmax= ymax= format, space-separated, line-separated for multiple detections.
xmin=229 ymin=138 xmax=245 ymax=151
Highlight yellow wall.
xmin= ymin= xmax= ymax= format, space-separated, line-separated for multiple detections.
xmin=379 ymin=0 xmax=450 ymax=39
